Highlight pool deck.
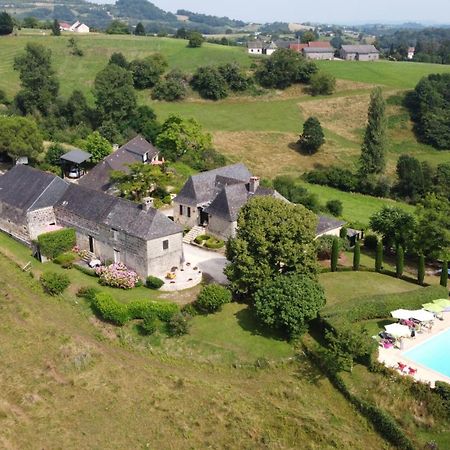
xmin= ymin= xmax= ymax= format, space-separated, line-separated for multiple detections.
xmin=378 ymin=312 xmax=450 ymax=388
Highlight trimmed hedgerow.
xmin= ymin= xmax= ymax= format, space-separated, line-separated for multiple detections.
xmin=38 ymin=228 xmax=76 ymax=259
xmin=91 ymin=292 xmax=130 ymax=326
xmin=76 ymin=286 xmax=100 ymax=302
xmin=40 ymin=272 xmax=70 ymax=296
xmin=128 ymin=300 xmax=179 ymax=322
xmin=145 ymin=275 xmax=164 ymax=290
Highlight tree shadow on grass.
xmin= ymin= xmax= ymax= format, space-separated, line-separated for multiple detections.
xmin=235 ymin=305 xmax=287 ymax=342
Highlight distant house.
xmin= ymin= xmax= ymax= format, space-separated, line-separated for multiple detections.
xmin=340 ymin=45 xmax=379 ymax=61
xmin=174 ymin=164 xmax=286 ymax=240
xmin=79 ymin=135 xmax=164 ymax=192
xmin=0 ymin=165 xmax=183 ymax=278
xmin=289 ymin=43 xmax=308 ymax=52
xmin=407 ymin=47 xmax=415 ymax=60
xmin=303 ymin=46 xmax=334 ymax=60
xmin=60 ymin=21 xmax=90 ymax=33
xmin=315 ymin=216 xmax=345 ymax=239
xmin=70 ymin=21 xmax=90 ymax=33
xmin=265 ymin=41 xmax=278 ymax=56
xmin=247 ymin=40 xmax=264 ymax=55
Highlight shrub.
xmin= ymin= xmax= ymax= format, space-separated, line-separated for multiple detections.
xmin=96 ymin=263 xmax=140 ymax=289
xmin=53 ymin=252 xmax=77 ymax=269
xmin=166 ymin=312 xmax=191 ymax=336
xmin=91 ymin=292 xmax=130 ymax=326
xmin=375 ymin=241 xmax=383 ymax=272
xmin=38 ymin=228 xmax=76 ymax=259
xmin=309 ymin=72 xmax=336 ymax=96
xmin=73 ymin=264 xmax=97 ymax=277
xmin=76 ymin=286 xmax=100 ymax=301
xmin=364 ymin=234 xmax=379 ymax=250
xmin=40 ymin=272 xmax=70 ymax=296
xmin=353 ymin=241 xmax=361 ymax=271
xmin=204 ymin=237 xmax=225 ymax=249
xmin=128 ymin=300 xmax=179 ymax=322
xmin=194 ymin=234 xmax=210 ymax=244
xmin=396 ymin=246 xmax=404 ymax=278
xmin=326 ymin=199 xmax=343 ymax=217
xmin=440 ymin=260 xmax=448 ymax=287
xmin=194 ymin=284 xmax=232 ymax=314
xmin=146 ymin=276 xmax=164 ymax=290
xmin=331 ymin=238 xmax=339 ymax=272
xmin=316 ymin=235 xmax=346 ymax=260
xmin=435 ymin=381 xmax=450 ymax=415
xmin=140 ymin=311 xmax=158 ymax=335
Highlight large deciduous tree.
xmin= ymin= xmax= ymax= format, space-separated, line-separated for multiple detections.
xmin=94 ymin=64 xmax=137 ymax=127
xmin=191 ymin=66 xmax=228 ymax=100
xmin=359 ymin=87 xmax=387 ymax=176
xmin=129 ymin=54 xmax=167 ymax=89
xmin=0 ymin=116 xmax=43 ymax=161
xmin=82 ymin=131 xmax=112 ymax=163
xmin=254 ymin=274 xmax=325 ymax=339
xmin=415 ymin=194 xmax=450 ymax=260
xmin=155 ymin=115 xmax=212 ymax=162
xmin=0 ymin=11 xmax=14 ymax=35
xmin=299 ymin=116 xmax=325 ymax=154
xmin=14 ymin=43 xmax=59 ymax=115
xmin=225 ymin=196 xmax=318 ymax=298
xmin=369 ymin=206 xmax=416 ymax=251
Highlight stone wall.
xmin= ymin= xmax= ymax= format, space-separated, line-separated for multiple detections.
xmin=27 ymin=207 xmax=58 ymax=240
xmin=208 ymin=215 xmax=236 ymax=241
xmin=304 ymin=52 xmax=334 ymax=60
xmin=147 ymin=233 xmax=183 ymax=276
xmin=0 ymin=201 xmax=29 ymax=242
xmin=173 ymin=202 xmax=199 ymax=228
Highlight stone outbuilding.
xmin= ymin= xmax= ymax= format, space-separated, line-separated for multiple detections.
xmin=340 ymin=45 xmax=380 ymax=61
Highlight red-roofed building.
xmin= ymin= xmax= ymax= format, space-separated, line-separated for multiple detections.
xmin=307 ymin=41 xmax=332 ymax=48
xmin=289 ymin=43 xmax=308 ymax=52
xmin=59 ymin=22 xmax=71 ymax=31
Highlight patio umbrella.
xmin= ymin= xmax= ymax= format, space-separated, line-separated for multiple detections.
xmin=422 ymin=303 xmax=444 ymax=313
xmin=409 ymin=309 xmax=434 ymax=322
xmin=391 ymin=309 xmax=414 ymax=320
xmin=384 ymin=323 xmax=411 ymax=338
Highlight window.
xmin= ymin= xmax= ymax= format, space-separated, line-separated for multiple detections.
xmin=179 ymin=205 xmax=183 ymax=216
xmin=114 ymin=249 xmax=120 ymax=263
xmin=112 ymin=228 xmax=118 ymax=241
xmin=143 ymin=152 xmax=148 ymax=162
xmin=187 ymin=207 xmax=191 ymax=218
xmin=163 ymin=240 xmax=169 ymax=250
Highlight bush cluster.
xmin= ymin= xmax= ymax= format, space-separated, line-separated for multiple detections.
xmin=40 ymin=272 xmax=71 ymax=296
xmin=194 ymin=234 xmax=225 ymax=249
xmin=37 ymin=228 xmax=76 ymax=259
xmin=194 ymin=284 xmax=232 ymax=314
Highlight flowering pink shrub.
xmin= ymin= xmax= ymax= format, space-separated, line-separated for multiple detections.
xmin=95 ymin=263 xmax=140 ymax=289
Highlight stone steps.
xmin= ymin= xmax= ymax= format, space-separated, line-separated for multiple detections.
xmin=183 ymin=225 xmax=205 ymax=244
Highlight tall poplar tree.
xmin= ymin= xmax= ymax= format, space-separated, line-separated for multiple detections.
xmin=359 ymin=87 xmax=387 ymax=176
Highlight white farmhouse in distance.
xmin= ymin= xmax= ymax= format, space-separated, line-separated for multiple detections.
xmin=59 ymin=21 xmax=90 ymax=33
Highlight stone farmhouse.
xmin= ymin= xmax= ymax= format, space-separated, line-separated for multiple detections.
xmin=247 ymin=40 xmax=278 ymax=55
xmin=0 ymin=165 xmax=183 ymax=278
xmin=248 ymin=40 xmax=335 ymax=59
xmin=79 ymin=135 xmax=164 ymax=192
xmin=175 ymin=163 xmax=351 ymax=242
xmin=340 ymin=45 xmax=380 ymax=61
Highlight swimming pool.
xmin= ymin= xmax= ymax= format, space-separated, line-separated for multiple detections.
xmin=404 ymin=328 xmax=450 ymax=378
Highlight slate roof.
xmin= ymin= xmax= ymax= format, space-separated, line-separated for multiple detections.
xmin=316 ymin=216 xmax=345 ymax=235
xmin=79 ymin=135 xmax=159 ymax=192
xmin=120 ymin=135 xmax=159 ymax=159
xmin=61 ymin=149 xmax=91 ymax=165
xmin=0 ymin=165 xmax=69 ymax=212
xmin=174 ymin=163 xmax=252 ymax=207
xmin=248 ymin=40 xmax=264 ymax=49
xmin=341 ymin=44 xmax=379 ymax=54
xmin=308 ymin=41 xmax=332 ymax=48
xmin=303 ymin=47 xmax=334 ymax=53
xmin=204 ymin=184 xmax=249 ymax=221
xmin=56 ymin=184 xmax=182 ymax=241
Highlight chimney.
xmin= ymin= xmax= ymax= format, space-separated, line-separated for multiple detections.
xmin=249 ymin=176 xmax=260 ymax=194
xmin=142 ymin=197 xmax=153 ymax=212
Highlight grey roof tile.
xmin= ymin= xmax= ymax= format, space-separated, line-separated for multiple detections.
xmin=61 ymin=149 xmax=91 ymax=164
xmin=316 ymin=216 xmax=345 ymax=235
xmin=341 ymin=45 xmax=379 ymax=54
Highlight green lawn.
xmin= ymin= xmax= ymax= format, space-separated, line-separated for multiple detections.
xmin=316 ymin=59 xmax=450 ymax=89
xmin=0 ymin=32 xmax=250 ymax=98
xmin=300 ymin=182 xmax=415 ymax=226
xmin=319 ymin=271 xmax=421 ymax=308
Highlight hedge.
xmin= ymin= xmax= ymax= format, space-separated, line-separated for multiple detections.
xmin=128 ymin=300 xmax=179 ymax=322
xmin=323 ymin=285 xmax=448 ymax=326
xmin=91 ymin=292 xmax=130 ymax=326
xmin=38 ymin=228 xmax=76 ymax=259
xmin=302 ymin=340 xmax=415 ymax=450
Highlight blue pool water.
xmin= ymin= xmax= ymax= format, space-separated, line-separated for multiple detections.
xmin=404 ymin=328 xmax=450 ymax=378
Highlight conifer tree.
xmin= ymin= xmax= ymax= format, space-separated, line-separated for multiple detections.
xmin=375 ymin=240 xmax=383 ymax=272
xmin=359 ymin=87 xmax=387 ymax=176
xmin=51 ymin=19 xmax=61 ymax=36
xmin=396 ymin=245 xmax=404 ymax=278
xmin=353 ymin=241 xmax=360 ymax=271
xmin=440 ymin=260 xmax=448 ymax=288
xmin=331 ymin=237 xmax=339 ymax=272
